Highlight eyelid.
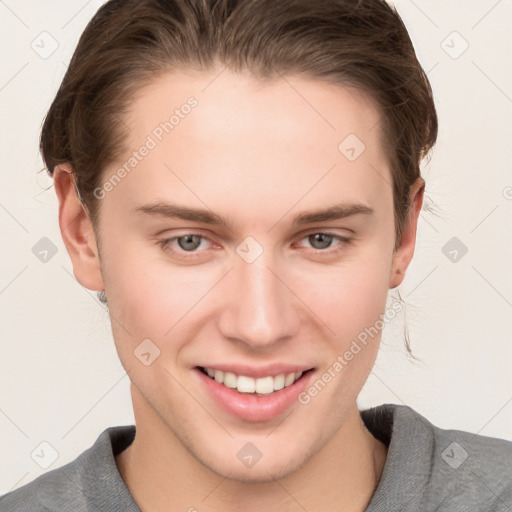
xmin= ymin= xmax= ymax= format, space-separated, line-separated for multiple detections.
xmin=298 ymin=227 xmax=353 ymax=239
xmin=293 ymin=231 xmax=351 ymax=251
xmin=158 ymin=229 xmax=352 ymax=256
xmin=158 ymin=232 xmax=216 ymax=253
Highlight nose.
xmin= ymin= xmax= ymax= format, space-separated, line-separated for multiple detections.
xmin=216 ymin=247 xmax=300 ymax=350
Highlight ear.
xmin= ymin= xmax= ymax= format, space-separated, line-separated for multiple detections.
xmin=388 ymin=177 xmax=425 ymax=289
xmin=53 ymin=164 xmax=105 ymax=291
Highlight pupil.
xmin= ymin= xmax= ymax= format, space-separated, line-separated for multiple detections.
xmin=311 ymin=233 xmax=332 ymax=249
xmin=179 ymin=235 xmax=200 ymax=251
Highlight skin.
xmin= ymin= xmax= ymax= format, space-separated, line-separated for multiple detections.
xmin=53 ymin=69 xmax=424 ymax=512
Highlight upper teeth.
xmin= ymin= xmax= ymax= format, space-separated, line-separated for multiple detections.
xmin=204 ymin=367 xmax=303 ymax=395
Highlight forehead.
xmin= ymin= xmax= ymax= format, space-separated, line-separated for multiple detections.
xmin=126 ymin=69 xmax=383 ymax=154
xmin=105 ymin=69 xmax=391 ymax=225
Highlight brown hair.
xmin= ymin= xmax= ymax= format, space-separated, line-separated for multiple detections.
xmin=40 ymin=0 xmax=438 ymax=356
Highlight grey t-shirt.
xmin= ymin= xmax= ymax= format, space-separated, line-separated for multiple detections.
xmin=1 ymin=403 xmax=511 ymax=511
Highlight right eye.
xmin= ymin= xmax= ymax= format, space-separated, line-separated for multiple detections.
xmin=158 ymin=233 xmax=214 ymax=258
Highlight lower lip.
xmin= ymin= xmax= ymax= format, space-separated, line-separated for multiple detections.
xmin=194 ymin=367 xmax=314 ymax=422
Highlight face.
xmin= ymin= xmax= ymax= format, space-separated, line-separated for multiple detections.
xmin=56 ymin=69 xmax=422 ymax=482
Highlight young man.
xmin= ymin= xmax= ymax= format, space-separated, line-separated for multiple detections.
xmin=1 ymin=0 xmax=511 ymax=511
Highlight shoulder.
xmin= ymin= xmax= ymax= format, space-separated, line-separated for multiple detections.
xmin=0 ymin=425 xmax=137 ymax=512
xmin=362 ymin=403 xmax=512 ymax=511
xmin=0 ymin=445 xmax=94 ymax=512
xmin=425 ymin=413 xmax=512 ymax=510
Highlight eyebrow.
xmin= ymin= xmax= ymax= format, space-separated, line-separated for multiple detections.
xmin=131 ymin=201 xmax=374 ymax=230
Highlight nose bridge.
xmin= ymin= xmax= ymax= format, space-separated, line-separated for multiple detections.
xmin=217 ymin=244 xmax=299 ymax=348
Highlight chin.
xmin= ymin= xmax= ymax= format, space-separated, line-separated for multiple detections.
xmin=196 ymin=441 xmax=312 ymax=484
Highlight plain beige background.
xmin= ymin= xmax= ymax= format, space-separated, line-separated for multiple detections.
xmin=1 ymin=0 xmax=511 ymax=494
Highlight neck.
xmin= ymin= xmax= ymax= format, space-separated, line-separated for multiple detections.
xmin=116 ymin=390 xmax=387 ymax=512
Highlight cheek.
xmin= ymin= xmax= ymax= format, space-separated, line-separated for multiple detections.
xmin=306 ymin=261 xmax=391 ymax=395
xmin=104 ymin=244 xmax=221 ymax=343
xmin=296 ymin=250 xmax=392 ymax=341
xmin=104 ymin=229 xmax=393 ymax=355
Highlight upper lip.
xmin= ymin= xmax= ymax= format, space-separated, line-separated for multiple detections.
xmin=197 ymin=364 xmax=314 ymax=379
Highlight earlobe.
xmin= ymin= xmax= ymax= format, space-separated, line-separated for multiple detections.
xmin=388 ymin=177 xmax=425 ymax=290
xmin=53 ymin=164 xmax=105 ymax=292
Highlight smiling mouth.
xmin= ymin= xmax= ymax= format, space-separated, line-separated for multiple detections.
xmin=197 ymin=366 xmax=314 ymax=396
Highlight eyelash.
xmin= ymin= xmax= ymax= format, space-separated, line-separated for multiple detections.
xmin=157 ymin=232 xmax=352 ymax=258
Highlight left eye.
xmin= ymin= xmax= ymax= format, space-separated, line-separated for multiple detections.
xmin=298 ymin=232 xmax=350 ymax=251
xmin=158 ymin=232 xmax=351 ymax=256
